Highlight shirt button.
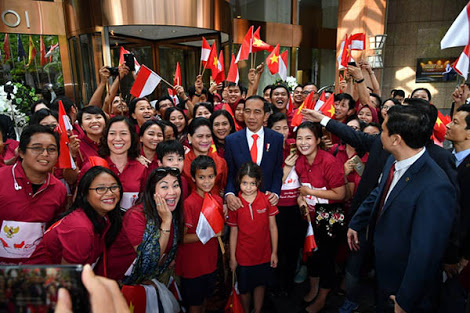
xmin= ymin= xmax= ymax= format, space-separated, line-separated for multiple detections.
xmin=28 ymin=193 xmax=31 ymax=196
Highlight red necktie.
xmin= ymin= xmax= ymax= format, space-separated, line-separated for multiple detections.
xmin=250 ymin=134 xmax=259 ymax=163
xmin=376 ymin=163 xmax=395 ymax=222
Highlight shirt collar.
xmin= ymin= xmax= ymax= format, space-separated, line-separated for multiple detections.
xmin=394 ymin=147 xmax=426 ymax=172
xmin=246 ymin=127 xmax=264 ymax=138
xmin=453 ymin=148 xmax=470 ymax=166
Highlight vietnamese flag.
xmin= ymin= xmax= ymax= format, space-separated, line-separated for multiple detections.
xmin=173 ymin=62 xmax=181 ymax=86
xmin=266 ymin=44 xmax=280 ymax=75
xmin=201 ymin=37 xmax=211 ymax=66
xmin=40 ymin=35 xmax=47 ymax=66
xmin=27 ymin=36 xmax=37 ymax=66
xmin=319 ymin=93 xmax=335 ymax=118
xmin=252 ymin=26 xmax=273 ymax=52
xmin=433 ymin=110 xmax=451 ymax=143
xmin=292 ymin=90 xmax=316 ymax=127
xmin=3 ymin=34 xmax=10 ymax=62
xmin=235 ymin=25 xmax=253 ymax=63
xmin=225 ymin=287 xmax=244 ymax=313
xmin=226 ymin=54 xmax=239 ymax=84
xmin=206 ymin=42 xmax=218 ymax=72
xmin=121 ymin=285 xmax=147 ymax=313
xmin=340 ymin=35 xmax=352 ymax=69
xmin=196 ymin=193 xmax=224 ymax=244
xmin=214 ymin=51 xmax=225 ymax=84
xmin=56 ymin=101 xmax=76 ymax=169
xmin=302 ymin=221 xmax=318 ymax=262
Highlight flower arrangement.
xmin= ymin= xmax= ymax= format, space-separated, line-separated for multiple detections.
xmin=274 ymin=76 xmax=298 ymax=91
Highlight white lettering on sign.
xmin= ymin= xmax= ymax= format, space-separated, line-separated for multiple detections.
xmin=1 ymin=10 xmax=31 ymax=29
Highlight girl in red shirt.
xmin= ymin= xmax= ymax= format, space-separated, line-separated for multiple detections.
xmin=28 ymin=166 xmax=122 ymax=267
xmin=228 ymin=162 xmax=278 ymax=313
xmin=76 ymin=106 xmax=107 ymax=169
xmin=139 ymin=120 xmax=165 ymax=173
xmin=164 ymin=107 xmax=189 ymax=147
xmin=295 ymin=121 xmax=346 ymax=313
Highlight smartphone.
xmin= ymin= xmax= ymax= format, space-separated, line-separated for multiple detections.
xmin=348 ymin=61 xmax=357 ymax=67
xmin=0 ymin=265 xmax=90 ymax=313
xmin=289 ymin=143 xmax=297 ymax=155
xmin=350 ymin=155 xmax=365 ymax=176
xmin=123 ymin=53 xmax=135 ymax=72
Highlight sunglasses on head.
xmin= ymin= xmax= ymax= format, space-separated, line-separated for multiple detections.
xmin=154 ymin=167 xmax=180 ymax=176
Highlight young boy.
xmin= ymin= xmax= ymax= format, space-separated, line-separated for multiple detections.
xmin=156 ymin=140 xmax=189 ymax=199
xmin=175 ymin=155 xmax=224 ymax=313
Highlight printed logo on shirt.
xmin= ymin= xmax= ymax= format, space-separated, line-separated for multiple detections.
xmin=256 ymin=208 xmax=267 ymax=214
xmin=0 ymin=221 xmax=45 ymax=259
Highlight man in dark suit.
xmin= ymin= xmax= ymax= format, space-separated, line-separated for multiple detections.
xmin=440 ymin=104 xmax=470 ymax=312
xmin=224 ymin=95 xmax=284 ymax=210
xmin=347 ymin=105 xmax=456 ymax=312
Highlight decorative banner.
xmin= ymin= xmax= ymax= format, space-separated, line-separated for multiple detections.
xmin=416 ymin=58 xmax=457 ymax=83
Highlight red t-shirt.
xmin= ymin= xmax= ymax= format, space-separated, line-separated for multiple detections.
xmin=295 ymin=149 xmax=345 ymax=205
xmin=76 ymin=133 xmax=100 ymax=169
xmin=182 ymin=149 xmax=228 ymax=197
xmin=227 ymin=191 xmax=278 ymax=266
xmin=27 ymin=209 xmax=110 ymax=266
xmin=105 ymin=204 xmax=174 ymax=281
xmin=0 ymin=162 xmax=67 ymax=264
xmin=175 ymin=191 xmax=223 ymax=278
xmin=3 ymin=139 xmax=18 ymax=162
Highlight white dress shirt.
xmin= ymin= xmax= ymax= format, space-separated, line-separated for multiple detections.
xmin=246 ymin=127 xmax=264 ymax=165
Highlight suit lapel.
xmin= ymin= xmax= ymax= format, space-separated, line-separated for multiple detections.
xmin=458 ymin=153 xmax=470 ymax=171
xmin=239 ymin=129 xmax=251 ymax=160
xmin=260 ymin=128 xmax=269 ymax=167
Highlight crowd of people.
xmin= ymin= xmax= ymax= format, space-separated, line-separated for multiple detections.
xmin=0 ymin=59 xmax=470 ymax=313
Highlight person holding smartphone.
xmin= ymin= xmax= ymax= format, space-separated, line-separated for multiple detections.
xmin=27 ymin=166 xmax=122 ymax=268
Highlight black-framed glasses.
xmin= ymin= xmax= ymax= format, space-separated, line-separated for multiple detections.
xmin=89 ymin=185 xmax=121 ymax=195
xmin=26 ymin=146 xmax=58 ymax=155
xmin=154 ymin=167 xmax=180 ymax=176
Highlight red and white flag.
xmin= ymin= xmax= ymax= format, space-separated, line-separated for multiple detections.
xmin=302 ymin=221 xmax=317 ymax=262
xmin=441 ymin=2 xmax=470 ymax=49
xmin=196 ymin=193 xmax=224 ymax=244
xmin=45 ymin=43 xmax=58 ymax=62
xmin=214 ymin=51 xmax=225 ymax=84
xmin=235 ymin=26 xmax=253 ymax=63
xmin=130 ymin=65 xmax=162 ymax=98
xmin=454 ymin=43 xmax=470 ymax=79
xmin=279 ymin=50 xmax=288 ymax=81
xmin=118 ymin=47 xmax=141 ymax=73
xmin=167 ymin=276 xmax=185 ymax=311
xmin=167 ymin=88 xmax=180 ymax=105
xmin=314 ymin=92 xmax=327 ymax=111
xmin=350 ymin=33 xmax=366 ymax=50
xmin=173 ymin=62 xmax=181 ymax=86
xmin=201 ymin=37 xmax=211 ymax=65
xmin=56 ymin=100 xmax=76 ymax=170
xmin=226 ymin=54 xmax=239 ymax=84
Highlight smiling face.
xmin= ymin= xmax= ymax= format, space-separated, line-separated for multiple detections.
xmin=240 ymin=175 xmax=258 ymax=198
xmin=158 ymin=99 xmax=174 ymax=117
xmin=334 ymin=99 xmax=353 ymax=122
xmin=107 ymin=121 xmax=131 ymax=156
xmin=212 ymin=115 xmax=231 ymax=141
xmin=112 ymin=96 xmax=128 ymax=115
xmin=263 ymin=88 xmax=272 ymax=103
xmin=169 ymin=110 xmax=186 ymax=134
xmin=234 ymin=102 xmax=245 ymax=123
xmin=358 ymin=107 xmax=373 ymax=123
xmin=132 ymin=100 xmax=153 ymax=127
xmin=81 ymin=113 xmax=105 ymax=138
xmin=141 ymin=124 xmax=164 ymax=151
xmin=154 ymin=174 xmax=181 ymax=211
xmin=227 ymin=86 xmax=242 ymax=105
xmin=293 ymin=86 xmax=303 ymax=104
xmin=381 ymin=100 xmax=395 ymax=119
xmin=271 ymin=119 xmax=289 ymax=143
xmin=159 ymin=152 xmax=184 ymax=173
xmin=189 ymin=125 xmax=212 ymax=155
xmin=193 ymin=167 xmax=216 ymax=195
xmin=271 ymin=87 xmax=288 ymax=112
xmin=244 ymin=98 xmax=267 ymax=132
xmin=195 ymin=106 xmax=211 ymax=119
xmin=296 ymin=127 xmax=320 ymax=157
xmin=20 ymin=133 xmax=58 ymax=175
xmin=87 ymin=172 xmax=120 ymax=216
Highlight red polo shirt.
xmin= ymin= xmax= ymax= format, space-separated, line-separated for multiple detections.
xmin=105 ymin=204 xmax=174 ymax=281
xmin=0 ymin=162 xmax=67 ymax=264
xmin=295 ymin=149 xmax=345 ymax=205
xmin=76 ymin=133 xmax=100 ymax=169
xmin=182 ymin=149 xmax=228 ymax=197
xmin=27 ymin=208 xmax=110 ymax=266
xmin=175 ymin=191 xmax=223 ymax=278
xmin=227 ymin=191 xmax=278 ymax=266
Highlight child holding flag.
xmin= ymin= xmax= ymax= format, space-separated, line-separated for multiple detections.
xmin=228 ymin=161 xmax=279 ymax=313
xmin=175 ymin=155 xmax=224 ymax=313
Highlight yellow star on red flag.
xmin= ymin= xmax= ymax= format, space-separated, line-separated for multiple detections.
xmin=269 ymin=54 xmax=279 ymax=64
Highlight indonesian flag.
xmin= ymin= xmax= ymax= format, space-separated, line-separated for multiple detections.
xmin=319 ymin=93 xmax=335 ymax=118
xmin=118 ymin=47 xmax=141 ymax=72
xmin=167 ymin=88 xmax=180 ymax=105
xmin=27 ymin=36 xmax=37 ymax=66
xmin=3 ymin=34 xmax=10 ymax=61
xmin=56 ymin=100 xmax=76 ymax=170
xmin=173 ymin=62 xmax=181 ymax=86
xmin=224 ymin=103 xmax=242 ymax=132
xmin=226 ymin=54 xmax=239 ymax=84
xmin=40 ymin=35 xmax=47 ymax=66
xmin=167 ymin=276 xmax=185 ymax=312
xmin=252 ymin=26 xmax=274 ymax=52
xmin=45 ymin=43 xmax=58 ymax=62
xmin=87 ymin=156 xmax=110 ymax=169
xmin=454 ymin=44 xmax=470 ymax=79
xmin=302 ymin=221 xmax=318 ymax=262
xmin=441 ymin=2 xmax=470 ymax=49
xmin=235 ymin=25 xmax=253 ymax=63
xmin=214 ymin=51 xmax=225 ymax=84
xmin=433 ymin=109 xmax=451 ymax=143
xmin=314 ymin=91 xmax=327 ymax=111
xmin=350 ymin=33 xmax=366 ymax=50
xmin=266 ymin=44 xmax=288 ymax=80
xmin=201 ymin=37 xmax=211 ymax=66
xmin=130 ymin=65 xmax=162 ymax=98
xmin=196 ymin=193 xmax=224 ymax=244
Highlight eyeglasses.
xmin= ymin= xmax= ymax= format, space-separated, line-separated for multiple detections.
xmin=26 ymin=146 xmax=58 ymax=155
xmin=89 ymin=185 xmax=121 ymax=195
xmin=154 ymin=167 xmax=180 ymax=176
xmin=302 ymin=90 xmax=317 ymax=95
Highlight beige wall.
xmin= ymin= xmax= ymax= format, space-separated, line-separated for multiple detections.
xmin=382 ymin=0 xmax=467 ymax=110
